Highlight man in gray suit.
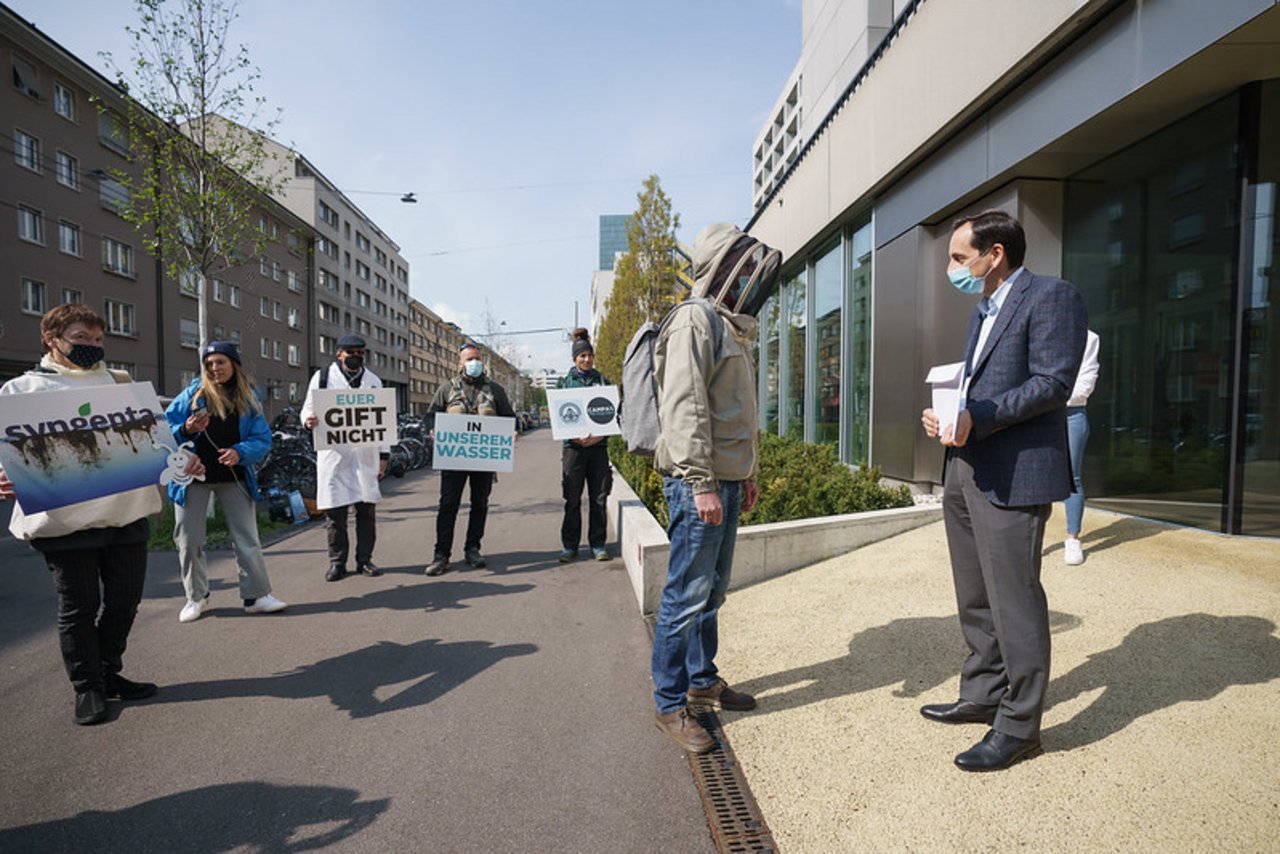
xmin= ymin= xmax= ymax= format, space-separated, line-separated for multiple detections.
xmin=921 ymin=210 xmax=1087 ymax=771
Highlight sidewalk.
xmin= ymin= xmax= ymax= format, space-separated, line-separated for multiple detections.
xmin=715 ymin=507 xmax=1280 ymax=852
xmin=0 ymin=429 xmax=712 ymax=853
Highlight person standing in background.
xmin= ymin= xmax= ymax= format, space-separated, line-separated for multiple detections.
xmin=557 ymin=328 xmax=612 ymax=563
xmin=165 ymin=341 xmax=287 ymax=622
xmin=1063 ymin=330 xmax=1100 ymax=566
xmin=302 ymin=334 xmax=389 ymax=582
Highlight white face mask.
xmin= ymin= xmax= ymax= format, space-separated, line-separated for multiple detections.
xmin=464 ymin=359 xmax=484 ymax=378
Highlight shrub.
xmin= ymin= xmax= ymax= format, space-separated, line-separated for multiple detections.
xmin=608 ymin=432 xmax=913 ymax=529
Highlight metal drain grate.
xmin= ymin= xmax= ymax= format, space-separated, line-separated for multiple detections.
xmin=686 ymin=706 xmax=778 ymax=853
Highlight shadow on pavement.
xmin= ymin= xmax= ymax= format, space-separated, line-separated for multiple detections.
xmin=0 ymin=781 xmax=389 ymax=852
xmin=1044 ymin=516 xmax=1166 ymax=556
xmin=1044 ymin=613 xmax=1280 ymax=750
xmin=736 ymin=611 xmax=1082 ymax=715
xmin=266 ymin=578 xmax=535 ymax=616
xmin=142 ymin=637 xmax=537 ymax=718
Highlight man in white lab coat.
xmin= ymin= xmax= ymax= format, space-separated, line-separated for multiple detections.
xmin=302 ymin=334 xmax=389 ymax=581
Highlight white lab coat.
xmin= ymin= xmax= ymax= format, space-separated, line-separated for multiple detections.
xmin=301 ymin=363 xmax=386 ymax=509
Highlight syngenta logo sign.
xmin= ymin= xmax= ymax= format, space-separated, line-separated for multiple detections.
xmin=4 ymin=402 xmax=158 ymax=440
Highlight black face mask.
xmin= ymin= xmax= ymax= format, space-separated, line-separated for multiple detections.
xmin=342 ymin=355 xmax=364 ymax=372
xmin=62 ymin=340 xmax=105 ymax=369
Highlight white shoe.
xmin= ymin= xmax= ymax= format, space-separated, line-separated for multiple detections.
xmin=1064 ymin=539 xmax=1085 ymax=566
xmin=178 ymin=597 xmax=207 ymax=623
xmin=245 ymin=593 xmax=288 ymax=614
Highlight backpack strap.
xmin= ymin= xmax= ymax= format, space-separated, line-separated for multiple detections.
xmin=317 ymin=367 xmax=328 ymax=389
xmin=669 ymin=297 xmax=726 ymax=360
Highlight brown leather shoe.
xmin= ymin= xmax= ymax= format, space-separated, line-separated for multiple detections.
xmin=687 ymin=678 xmax=757 ymax=712
xmin=654 ymin=708 xmax=715 ymax=753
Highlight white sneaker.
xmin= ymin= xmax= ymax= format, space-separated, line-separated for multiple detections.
xmin=1064 ymin=539 xmax=1085 ymax=566
xmin=245 ymin=593 xmax=288 ymax=614
xmin=178 ymin=597 xmax=207 ymax=623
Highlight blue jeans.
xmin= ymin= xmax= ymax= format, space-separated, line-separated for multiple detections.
xmin=1065 ymin=406 xmax=1090 ymax=535
xmin=651 ymin=478 xmax=742 ymax=714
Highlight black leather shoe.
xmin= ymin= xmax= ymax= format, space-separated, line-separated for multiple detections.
xmin=424 ymin=556 xmax=450 ymax=577
xmin=74 ymin=690 xmax=108 ymax=725
xmin=325 ymin=565 xmax=347 ymax=582
xmin=356 ymin=562 xmax=382 ymax=577
xmin=104 ymin=675 xmax=158 ymax=701
xmin=920 ymin=700 xmax=998 ymax=725
xmin=464 ymin=548 xmax=486 ymax=568
xmin=954 ymin=729 xmax=1042 ymax=772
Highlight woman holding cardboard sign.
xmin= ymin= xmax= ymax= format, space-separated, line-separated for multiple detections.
xmin=557 ymin=328 xmax=613 ymax=563
xmin=0 ymin=304 xmax=180 ymax=725
xmin=164 ymin=342 xmax=286 ymax=624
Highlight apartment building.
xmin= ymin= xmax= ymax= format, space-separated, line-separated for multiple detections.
xmin=1 ymin=5 xmax=314 ymax=421
xmin=747 ymin=0 xmax=1280 ymax=537
xmin=226 ymin=125 xmax=412 ymax=411
xmin=408 ymin=298 xmax=463 ymax=415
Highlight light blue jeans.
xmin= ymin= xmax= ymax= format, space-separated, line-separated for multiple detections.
xmin=651 ymin=478 xmax=742 ymax=714
xmin=1065 ymin=406 xmax=1090 ymax=536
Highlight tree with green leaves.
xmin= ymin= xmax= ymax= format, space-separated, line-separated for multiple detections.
xmin=101 ymin=0 xmax=286 ymax=349
xmin=594 ymin=175 xmax=683 ymax=381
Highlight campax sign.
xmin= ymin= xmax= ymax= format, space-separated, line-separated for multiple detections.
xmin=0 ymin=382 xmax=172 ymax=514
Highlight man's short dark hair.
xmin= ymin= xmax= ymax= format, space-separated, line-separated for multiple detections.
xmin=953 ymin=210 xmax=1026 ymax=269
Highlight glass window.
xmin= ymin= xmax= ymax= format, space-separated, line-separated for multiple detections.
xmin=13 ymin=55 xmax=41 ymax=98
xmin=58 ymin=221 xmax=80 ymax=256
xmin=847 ymin=217 xmax=873 ymax=464
xmin=21 ymin=279 xmax=45 ymax=314
xmin=1063 ymin=92 xmax=1239 ymax=531
xmin=98 ymin=112 xmax=129 ymax=155
xmin=180 ymin=317 xmax=199 ymax=348
xmin=105 ymin=300 xmax=135 ymax=335
xmin=55 ymin=150 xmax=77 ymax=188
xmin=1239 ymin=80 xmax=1280 ymax=535
xmin=14 ymin=129 xmax=40 ymax=172
xmin=759 ymin=294 xmax=781 ymax=434
xmin=812 ymin=241 xmax=841 ymax=446
xmin=783 ymin=272 xmax=807 ymax=440
xmin=53 ymin=82 xmax=76 ymax=119
xmin=229 ymin=285 xmax=241 ymax=308
xmin=99 ymin=178 xmax=129 ymax=213
xmin=62 ymin=288 xmax=82 ymax=304
xmin=17 ymin=205 xmax=43 ymax=243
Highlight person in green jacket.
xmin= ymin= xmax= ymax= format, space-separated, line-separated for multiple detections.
xmin=558 ymin=328 xmax=612 ymax=562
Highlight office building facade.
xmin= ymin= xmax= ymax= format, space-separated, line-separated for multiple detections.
xmin=749 ymin=0 xmax=1280 ymax=536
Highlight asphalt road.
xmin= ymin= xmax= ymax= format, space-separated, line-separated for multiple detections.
xmin=0 ymin=428 xmax=711 ymax=853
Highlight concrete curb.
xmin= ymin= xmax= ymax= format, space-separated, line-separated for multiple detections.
xmin=607 ymin=466 xmax=942 ymax=615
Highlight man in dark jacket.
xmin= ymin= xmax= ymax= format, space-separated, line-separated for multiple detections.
xmin=424 ymin=342 xmax=515 ymax=576
xmin=921 ymin=210 xmax=1087 ymax=772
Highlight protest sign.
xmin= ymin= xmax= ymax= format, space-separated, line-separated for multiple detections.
xmin=546 ymin=385 xmax=621 ymax=441
xmin=431 ymin=413 xmax=516 ymax=472
xmin=0 ymin=382 xmax=172 ymax=514
xmin=310 ymin=387 xmax=396 ymax=451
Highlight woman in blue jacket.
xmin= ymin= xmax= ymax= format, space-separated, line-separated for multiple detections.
xmin=165 ymin=342 xmax=286 ymax=623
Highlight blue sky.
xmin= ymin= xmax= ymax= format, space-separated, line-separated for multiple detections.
xmin=13 ymin=0 xmax=801 ymax=372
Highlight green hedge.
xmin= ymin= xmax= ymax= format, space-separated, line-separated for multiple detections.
xmin=608 ymin=432 xmax=912 ymax=528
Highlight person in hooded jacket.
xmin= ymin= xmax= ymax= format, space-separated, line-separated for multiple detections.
xmin=302 ymin=334 xmax=389 ymax=582
xmin=0 ymin=304 xmax=191 ymax=725
xmin=165 ymin=341 xmax=287 ymax=623
xmin=423 ymin=342 xmax=516 ymax=576
xmin=557 ymin=328 xmax=612 ymax=562
xmin=650 ymin=223 xmax=782 ymax=754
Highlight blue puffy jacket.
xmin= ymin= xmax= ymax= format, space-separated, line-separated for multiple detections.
xmin=164 ymin=379 xmax=272 ymax=505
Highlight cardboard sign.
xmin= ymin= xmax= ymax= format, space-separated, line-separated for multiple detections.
xmin=546 ymin=385 xmax=621 ymax=440
xmin=925 ymin=361 xmax=966 ymax=438
xmin=0 ymin=381 xmax=172 ymax=514
xmin=431 ymin=413 xmax=516 ymax=472
xmin=311 ymin=387 xmax=396 ymax=450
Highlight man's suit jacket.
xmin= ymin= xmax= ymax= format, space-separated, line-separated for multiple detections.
xmin=956 ymin=269 xmax=1087 ymax=508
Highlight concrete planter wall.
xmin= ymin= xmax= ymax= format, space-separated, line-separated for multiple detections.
xmin=606 ymin=466 xmax=942 ymax=615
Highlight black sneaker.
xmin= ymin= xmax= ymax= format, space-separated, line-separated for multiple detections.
xmin=356 ymin=562 xmax=382 ymax=577
xmin=74 ymin=690 xmax=108 ymax=725
xmin=424 ymin=555 xmax=450 ymax=576
xmin=464 ymin=548 xmax=487 ymax=568
xmin=105 ymin=675 xmax=158 ymax=701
